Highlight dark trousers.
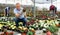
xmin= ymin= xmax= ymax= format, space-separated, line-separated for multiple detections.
xmin=14 ymin=18 xmax=27 ymax=27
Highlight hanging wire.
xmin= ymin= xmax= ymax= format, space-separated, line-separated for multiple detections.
xmin=6 ymin=0 xmax=7 ymax=3
xmin=14 ymin=0 xmax=15 ymax=2
xmin=54 ymin=0 xmax=57 ymax=19
xmin=56 ymin=0 xmax=57 ymax=11
xmin=21 ymin=0 xmax=22 ymax=5
xmin=43 ymin=0 xmax=44 ymax=13
xmin=56 ymin=0 xmax=58 ymax=18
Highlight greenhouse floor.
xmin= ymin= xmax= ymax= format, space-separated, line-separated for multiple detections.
xmin=0 ymin=28 xmax=60 ymax=35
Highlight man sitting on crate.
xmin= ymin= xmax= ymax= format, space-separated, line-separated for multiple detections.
xmin=14 ymin=3 xmax=27 ymax=27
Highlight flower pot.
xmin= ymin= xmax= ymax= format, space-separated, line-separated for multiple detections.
xmin=21 ymin=32 xmax=26 ymax=35
xmin=0 ymin=32 xmax=4 ymax=35
xmin=5 ymin=32 xmax=13 ymax=35
xmin=46 ymin=31 xmax=52 ymax=35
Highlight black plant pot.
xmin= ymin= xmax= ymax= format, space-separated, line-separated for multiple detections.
xmin=34 ymin=27 xmax=38 ymax=30
xmin=43 ymin=30 xmax=47 ymax=33
xmin=39 ymin=27 xmax=43 ymax=30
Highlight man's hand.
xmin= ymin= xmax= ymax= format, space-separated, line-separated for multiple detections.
xmin=15 ymin=14 xmax=20 ymax=18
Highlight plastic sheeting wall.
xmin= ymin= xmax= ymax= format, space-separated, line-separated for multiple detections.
xmin=0 ymin=0 xmax=33 ymax=5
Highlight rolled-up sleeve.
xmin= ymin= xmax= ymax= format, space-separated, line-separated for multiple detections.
xmin=14 ymin=8 xmax=18 ymax=14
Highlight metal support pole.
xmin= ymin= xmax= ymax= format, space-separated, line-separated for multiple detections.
xmin=51 ymin=0 xmax=52 ymax=5
xmin=34 ymin=0 xmax=36 ymax=17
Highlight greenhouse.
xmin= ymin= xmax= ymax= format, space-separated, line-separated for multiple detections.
xmin=0 ymin=0 xmax=60 ymax=35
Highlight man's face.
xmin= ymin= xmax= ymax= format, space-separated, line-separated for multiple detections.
xmin=16 ymin=3 xmax=20 ymax=10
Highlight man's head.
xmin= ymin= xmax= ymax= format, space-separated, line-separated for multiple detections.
xmin=16 ymin=3 xmax=20 ymax=10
